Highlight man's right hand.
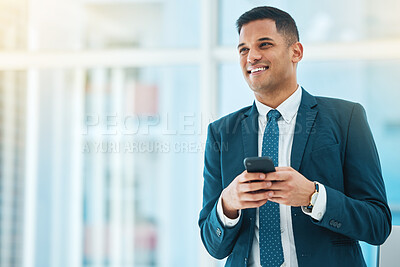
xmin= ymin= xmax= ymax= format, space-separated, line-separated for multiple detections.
xmin=221 ymin=170 xmax=272 ymax=219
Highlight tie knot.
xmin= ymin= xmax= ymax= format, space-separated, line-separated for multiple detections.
xmin=267 ymin=109 xmax=281 ymax=121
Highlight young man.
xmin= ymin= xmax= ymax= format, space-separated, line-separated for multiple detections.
xmin=198 ymin=6 xmax=391 ymax=267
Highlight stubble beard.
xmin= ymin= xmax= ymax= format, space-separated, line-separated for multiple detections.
xmin=248 ymin=78 xmax=279 ymax=96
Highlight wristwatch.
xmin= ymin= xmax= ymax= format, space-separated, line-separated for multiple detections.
xmin=305 ymin=182 xmax=319 ymax=212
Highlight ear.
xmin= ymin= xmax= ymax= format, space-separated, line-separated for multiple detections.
xmin=291 ymin=42 xmax=303 ymax=63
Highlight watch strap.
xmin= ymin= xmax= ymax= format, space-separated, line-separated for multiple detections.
xmin=306 ymin=182 xmax=319 ymax=211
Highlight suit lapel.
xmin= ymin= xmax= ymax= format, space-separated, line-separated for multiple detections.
xmin=241 ymin=102 xmax=259 ymax=221
xmin=242 ymin=102 xmax=259 ymax=158
xmin=291 ymin=88 xmax=318 ymax=171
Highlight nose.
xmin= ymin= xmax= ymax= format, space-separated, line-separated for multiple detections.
xmin=247 ymin=49 xmax=262 ymax=63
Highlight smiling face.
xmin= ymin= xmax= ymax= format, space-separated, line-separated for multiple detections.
xmin=238 ymin=19 xmax=302 ymax=98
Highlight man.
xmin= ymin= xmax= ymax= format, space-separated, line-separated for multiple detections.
xmin=198 ymin=6 xmax=391 ymax=267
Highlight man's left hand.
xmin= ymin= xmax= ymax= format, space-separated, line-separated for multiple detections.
xmin=264 ymin=166 xmax=315 ymax=207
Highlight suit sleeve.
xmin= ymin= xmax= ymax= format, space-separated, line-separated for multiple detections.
xmin=313 ymin=103 xmax=392 ymax=245
xmin=198 ymin=123 xmax=243 ymax=259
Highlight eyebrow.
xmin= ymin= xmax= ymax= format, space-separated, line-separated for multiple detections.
xmin=237 ymin=37 xmax=274 ymax=49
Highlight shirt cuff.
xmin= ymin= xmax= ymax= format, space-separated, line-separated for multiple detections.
xmin=301 ymin=182 xmax=326 ymax=221
xmin=216 ymin=195 xmax=241 ymax=227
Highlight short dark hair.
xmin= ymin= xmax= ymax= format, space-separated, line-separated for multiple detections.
xmin=236 ymin=6 xmax=299 ymax=45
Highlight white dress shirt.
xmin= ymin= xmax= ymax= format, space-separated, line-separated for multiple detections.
xmin=217 ymin=86 xmax=327 ymax=267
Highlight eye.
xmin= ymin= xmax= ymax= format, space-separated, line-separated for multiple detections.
xmin=239 ymin=47 xmax=249 ymax=55
xmin=260 ymin=42 xmax=272 ymax=48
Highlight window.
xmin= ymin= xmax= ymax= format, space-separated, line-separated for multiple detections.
xmin=0 ymin=1 xmax=399 ymax=267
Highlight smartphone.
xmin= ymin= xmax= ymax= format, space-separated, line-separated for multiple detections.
xmin=243 ymin=156 xmax=276 ymax=173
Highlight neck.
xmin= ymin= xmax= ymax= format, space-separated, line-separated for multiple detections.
xmin=254 ymin=82 xmax=298 ymax=109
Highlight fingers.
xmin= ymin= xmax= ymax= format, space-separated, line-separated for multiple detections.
xmin=241 ymin=180 xmax=272 ymax=193
xmin=238 ymin=170 xmax=287 ymax=184
xmin=241 ymin=199 xmax=269 ymax=209
xmin=238 ymin=171 xmax=267 ymax=183
xmin=240 ymin=190 xmax=271 ymax=201
xmin=239 ymin=168 xmax=292 ymax=183
xmin=265 ymin=181 xmax=287 ymax=191
xmin=275 ymin=166 xmax=293 ymax=171
xmin=224 ymin=168 xmax=305 ymax=210
xmin=232 ymin=167 xmax=311 ymax=207
xmin=263 ymin=168 xmax=295 ymax=181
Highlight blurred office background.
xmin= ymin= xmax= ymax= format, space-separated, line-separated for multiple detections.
xmin=0 ymin=0 xmax=399 ymax=267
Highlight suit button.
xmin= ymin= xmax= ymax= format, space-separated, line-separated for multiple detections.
xmin=337 ymin=222 xmax=342 ymax=228
xmin=329 ymin=220 xmax=335 ymax=226
xmin=216 ymin=228 xmax=222 ymax=237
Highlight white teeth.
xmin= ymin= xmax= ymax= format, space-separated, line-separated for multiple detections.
xmin=250 ymin=67 xmax=267 ymax=73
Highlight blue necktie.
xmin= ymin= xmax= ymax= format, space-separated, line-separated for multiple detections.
xmin=259 ymin=109 xmax=284 ymax=267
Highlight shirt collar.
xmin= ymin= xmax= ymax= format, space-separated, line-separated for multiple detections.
xmin=255 ymin=85 xmax=302 ymax=124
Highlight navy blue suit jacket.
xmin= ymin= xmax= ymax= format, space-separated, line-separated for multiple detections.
xmin=198 ymin=89 xmax=391 ymax=267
